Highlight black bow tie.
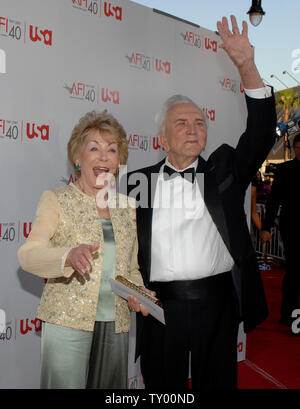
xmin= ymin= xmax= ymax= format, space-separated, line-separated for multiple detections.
xmin=163 ymin=164 xmax=196 ymax=183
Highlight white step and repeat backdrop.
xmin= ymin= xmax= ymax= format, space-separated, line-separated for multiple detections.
xmin=0 ymin=0 xmax=248 ymax=388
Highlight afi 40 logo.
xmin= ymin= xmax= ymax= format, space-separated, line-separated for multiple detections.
xmin=0 ymin=119 xmax=50 ymax=142
xmin=126 ymin=52 xmax=171 ymax=75
xmin=181 ymin=31 xmax=218 ymax=53
xmin=220 ymin=77 xmax=244 ymax=94
xmin=0 ymin=222 xmax=16 ymax=243
xmin=72 ymin=0 xmax=100 ymax=16
xmin=181 ymin=31 xmax=202 ymax=48
xmin=0 ymin=16 xmax=22 ymax=41
xmin=0 ymin=222 xmax=32 ymax=243
xmin=72 ymin=1 xmax=122 ymax=21
xmin=127 ymin=134 xmax=149 ymax=152
xmin=64 ymin=81 xmax=120 ymax=105
xmin=65 ymin=81 xmax=96 ymax=103
xmin=0 ymin=16 xmax=52 ymax=46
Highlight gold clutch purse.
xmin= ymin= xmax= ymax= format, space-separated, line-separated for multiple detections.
xmin=115 ymin=275 xmax=162 ymax=307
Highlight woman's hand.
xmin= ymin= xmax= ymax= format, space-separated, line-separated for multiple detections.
xmin=127 ymin=288 xmax=156 ymax=316
xmin=65 ymin=242 xmax=99 ymax=276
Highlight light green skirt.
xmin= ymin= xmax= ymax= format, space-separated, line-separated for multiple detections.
xmin=40 ymin=321 xmax=128 ymax=389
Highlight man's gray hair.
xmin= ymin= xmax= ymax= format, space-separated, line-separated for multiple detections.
xmin=155 ymin=94 xmax=207 ymax=134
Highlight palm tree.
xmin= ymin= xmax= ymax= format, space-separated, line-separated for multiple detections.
xmin=276 ymin=89 xmax=300 ymax=122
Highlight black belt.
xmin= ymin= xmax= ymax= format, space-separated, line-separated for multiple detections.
xmin=149 ymin=271 xmax=232 ymax=300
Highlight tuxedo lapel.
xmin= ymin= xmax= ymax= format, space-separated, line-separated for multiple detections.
xmin=136 ymin=159 xmax=165 ymax=283
xmin=197 ymin=156 xmax=231 ymax=255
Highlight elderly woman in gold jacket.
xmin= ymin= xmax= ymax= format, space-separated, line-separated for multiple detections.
xmin=18 ymin=110 xmax=146 ymax=389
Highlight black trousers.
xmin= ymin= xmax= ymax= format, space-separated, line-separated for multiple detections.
xmin=140 ymin=272 xmax=239 ymax=390
xmin=280 ymin=226 xmax=300 ymax=321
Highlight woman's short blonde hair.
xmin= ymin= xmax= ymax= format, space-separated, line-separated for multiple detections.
xmin=68 ymin=110 xmax=128 ymax=178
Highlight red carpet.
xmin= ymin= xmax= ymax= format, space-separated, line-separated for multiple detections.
xmin=238 ymin=265 xmax=300 ymax=389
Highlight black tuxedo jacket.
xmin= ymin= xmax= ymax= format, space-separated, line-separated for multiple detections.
xmin=124 ymin=93 xmax=276 ymax=358
xmin=262 ymin=157 xmax=300 ymax=233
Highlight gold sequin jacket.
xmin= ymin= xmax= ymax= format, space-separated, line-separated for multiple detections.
xmin=17 ymin=183 xmax=144 ymax=333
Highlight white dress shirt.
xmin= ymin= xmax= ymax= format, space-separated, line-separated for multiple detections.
xmin=150 ymin=86 xmax=271 ymax=282
xmin=150 ymin=158 xmax=234 ymax=282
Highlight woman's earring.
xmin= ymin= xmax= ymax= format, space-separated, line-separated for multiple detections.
xmin=76 ymin=164 xmax=81 ymax=171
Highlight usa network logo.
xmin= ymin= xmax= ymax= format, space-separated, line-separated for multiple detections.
xmin=219 ymin=77 xmax=244 ymax=94
xmin=103 ymin=1 xmax=122 ymax=21
xmin=126 ymin=52 xmax=171 ymax=75
xmin=180 ymin=30 xmax=218 ymax=53
xmin=1 ymin=316 xmax=42 ymax=342
xmin=26 ymin=122 xmax=50 ymax=140
xmin=201 ymin=106 xmax=216 ymax=122
xmin=0 ymin=118 xmax=51 ymax=142
xmin=72 ymin=0 xmax=122 ymax=21
xmin=126 ymin=52 xmax=151 ymax=71
xmin=28 ymin=24 xmax=52 ymax=46
xmin=19 ymin=317 xmax=42 ymax=336
xmin=0 ymin=15 xmax=52 ymax=46
xmin=152 ymin=136 xmax=165 ymax=152
xmin=64 ymin=81 xmax=120 ymax=105
xmin=0 ymin=221 xmax=32 ymax=244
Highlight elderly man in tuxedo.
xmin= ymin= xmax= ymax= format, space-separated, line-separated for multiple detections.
xmin=127 ymin=15 xmax=276 ymax=389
